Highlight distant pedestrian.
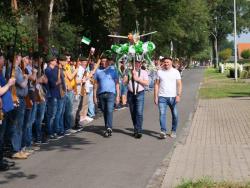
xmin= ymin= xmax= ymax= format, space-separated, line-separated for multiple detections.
xmin=154 ymin=57 xmax=182 ymax=139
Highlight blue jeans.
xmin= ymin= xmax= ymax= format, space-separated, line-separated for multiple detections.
xmin=46 ymin=97 xmax=57 ymax=136
xmin=87 ymin=87 xmax=95 ymax=118
xmin=127 ymin=91 xmax=145 ymax=133
xmin=23 ymin=103 xmax=37 ymax=147
xmin=64 ymin=91 xmax=74 ymax=130
xmin=158 ymin=96 xmax=178 ymax=133
xmin=35 ymin=102 xmax=46 ymax=142
xmin=99 ymin=92 xmax=115 ymax=129
xmin=11 ymin=98 xmax=26 ymax=152
xmin=55 ymin=97 xmax=65 ymax=134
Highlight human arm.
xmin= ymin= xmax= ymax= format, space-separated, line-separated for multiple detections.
xmin=176 ymin=79 xmax=182 ymax=103
xmin=93 ymin=80 xmax=98 ymax=105
xmin=0 ymin=78 xmax=15 ymax=96
xmin=132 ymin=69 xmax=149 ymax=86
xmin=115 ymin=80 xmax=120 ymax=105
xmin=154 ymin=79 xmax=159 ymax=105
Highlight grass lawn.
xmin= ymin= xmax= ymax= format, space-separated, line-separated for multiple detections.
xmin=199 ymin=68 xmax=250 ymax=99
xmin=176 ymin=178 xmax=250 ymax=188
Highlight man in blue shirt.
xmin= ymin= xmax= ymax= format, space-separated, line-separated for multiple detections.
xmin=93 ymin=57 xmax=120 ymax=137
xmin=0 ymin=52 xmax=16 ymax=170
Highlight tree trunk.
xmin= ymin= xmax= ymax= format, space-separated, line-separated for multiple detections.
xmin=48 ymin=0 xmax=54 ymax=30
xmin=37 ymin=0 xmax=54 ymax=54
xmin=211 ymin=39 xmax=217 ymax=68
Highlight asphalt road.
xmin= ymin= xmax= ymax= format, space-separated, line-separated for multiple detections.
xmin=0 ymin=68 xmax=204 ymax=188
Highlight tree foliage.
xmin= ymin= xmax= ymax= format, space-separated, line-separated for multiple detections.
xmin=241 ymin=49 xmax=250 ymax=59
xmin=0 ymin=0 xmax=249 ymax=60
xmin=219 ymin=48 xmax=232 ymax=62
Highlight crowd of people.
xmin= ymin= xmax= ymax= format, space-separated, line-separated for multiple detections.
xmin=0 ymin=50 xmax=182 ymax=171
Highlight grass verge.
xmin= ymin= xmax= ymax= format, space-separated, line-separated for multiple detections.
xmin=176 ymin=177 xmax=250 ymax=188
xmin=199 ymin=68 xmax=250 ymax=99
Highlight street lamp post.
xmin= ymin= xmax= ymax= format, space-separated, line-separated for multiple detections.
xmin=234 ymin=0 xmax=238 ymax=81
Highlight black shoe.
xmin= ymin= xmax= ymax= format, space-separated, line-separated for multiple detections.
xmin=103 ymin=128 xmax=112 ymax=137
xmin=135 ymin=133 xmax=142 ymax=139
xmin=0 ymin=163 xmax=10 ymax=171
xmin=3 ymin=159 xmax=15 ymax=167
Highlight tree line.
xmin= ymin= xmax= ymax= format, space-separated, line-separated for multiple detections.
xmin=0 ymin=0 xmax=249 ymax=65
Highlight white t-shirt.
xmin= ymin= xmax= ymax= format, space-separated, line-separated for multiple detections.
xmin=156 ymin=68 xmax=181 ymax=97
xmin=76 ymin=66 xmax=91 ymax=93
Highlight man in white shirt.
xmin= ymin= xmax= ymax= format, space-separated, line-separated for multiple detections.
xmin=154 ymin=57 xmax=182 ymax=139
xmin=125 ymin=60 xmax=149 ymax=138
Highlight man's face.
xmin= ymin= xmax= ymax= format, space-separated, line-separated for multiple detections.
xmin=50 ymin=59 xmax=57 ymax=66
xmin=22 ymin=56 xmax=29 ymax=65
xmin=163 ymin=59 xmax=173 ymax=70
xmin=100 ymin=58 xmax=108 ymax=68
xmin=135 ymin=61 xmax=141 ymax=70
xmin=81 ymin=60 xmax=88 ymax=68
xmin=59 ymin=60 xmax=66 ymax=66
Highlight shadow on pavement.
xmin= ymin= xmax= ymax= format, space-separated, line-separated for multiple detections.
xmin=39 ymin=135 xmax=93 ymax=152
xmin=82 ymin=125 xmax=134 ymax=138
xmin=0 ymin=166 xmax=37 ymax=185
xmin=125 ymin=128 xmax=161 ymax=139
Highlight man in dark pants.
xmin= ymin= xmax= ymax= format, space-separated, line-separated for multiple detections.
xmin=93 ymin=57 xmax=120 ymax=137
xmin=125 ymin=60 xmax=149 ymax=138
xmin=0 ymin=52 xmax=16 ymax=170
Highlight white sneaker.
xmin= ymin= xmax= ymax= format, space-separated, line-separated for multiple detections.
xmin=86 ymin=116 xmax=94 ymax=123
xmin=80 ymin=116 xmax=87 ymax=122
xmin=170 ymin=131 xmax=176 ymax=138
xmin=160 ymin=131 xmax=167 ymax=139
xmin=69 ymin=129 xmax=77 ymax=134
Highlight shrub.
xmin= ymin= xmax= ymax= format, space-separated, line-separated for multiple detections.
xmin=240 ymin=70 xmax=249 ymax=79
xmin=229 ymin=68 xmax=240 ymax=78
xmin=241 ymin=49 xmax=250 ymax=59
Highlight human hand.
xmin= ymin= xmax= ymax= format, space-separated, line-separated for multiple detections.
xmin=7 ymin=78 xmax=16 ymax=87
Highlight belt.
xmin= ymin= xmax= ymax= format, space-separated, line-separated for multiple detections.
xmin=128 ymin=90 xmax=144 ymax=95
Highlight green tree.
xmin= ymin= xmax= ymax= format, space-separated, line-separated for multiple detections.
xmin=219 ymin=48 xmax=232 ymax=62
xmin=241 ymin=49 xmax=250 ymax=59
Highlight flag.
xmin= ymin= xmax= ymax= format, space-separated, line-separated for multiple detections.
xmin=81 ymin=36 xmax=91 ymax=45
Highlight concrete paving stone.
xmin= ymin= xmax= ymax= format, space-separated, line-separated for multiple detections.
xmin=161 ymin=98 xmax=250 ymax=188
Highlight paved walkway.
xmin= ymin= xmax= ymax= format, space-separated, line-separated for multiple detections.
xmin=161 ymin=97 xmax=250 ymax=188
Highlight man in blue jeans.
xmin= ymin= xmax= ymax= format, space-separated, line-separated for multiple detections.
xmin=126 ymin=60 xmax=149 ymax=139
xmin=154 ymin=57 xmax=182 ymax=139
xmin=93 ymin=57 xmax=120 ymax=137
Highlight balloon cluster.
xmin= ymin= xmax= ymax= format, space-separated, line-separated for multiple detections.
xmin=110 ymin=41 xmax=156 ymax=75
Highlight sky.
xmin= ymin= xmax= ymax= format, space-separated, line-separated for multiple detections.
xmin=227 ymin=32 xmax=250 ymax=43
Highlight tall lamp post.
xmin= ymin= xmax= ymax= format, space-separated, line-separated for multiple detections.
xmin=234 ymin=0 xmax=238 ymax=81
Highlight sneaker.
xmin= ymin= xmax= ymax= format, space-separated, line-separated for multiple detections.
xmin=21 ymin=150 xmax=33 ymax=157
xmin=0 ymin=163 xmax=10 ymax=171
xmin=103 ymin=128 xmax=112 ymax=137
xmin=3 ymin=159 xmax=15 ymax=167
xmin=170 ymin=131 xmax=177 ymax=138
xmin=64 ymin=130 xmax=71 ymax=136
xmin=85 ymin=116 xmax=94 ymax=123
xmin=49 ymin=134 xmax=58 ymax=140
xmin=23 ymin=147 xmax=35 ymax=154
xmin=160 ymin=131 xmax=167 ymax=139
xmin=12 ymin=152 xmax=28 ymax=159
xmin=32 ymin=146 xmax=40 ymax=151
xmin=69 ymin=129 xmax=77 ymax=134
xmin=80 ymin=116 xmax=87 ymax=122
xmin=135 ymin=133 xmax=142 ymax=139
xmin=34 ymin=141 xmax=42 ymax=146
